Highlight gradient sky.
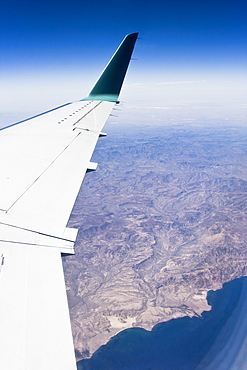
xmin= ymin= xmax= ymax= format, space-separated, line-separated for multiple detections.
xmin=1 ymin=0 xmax=247 ymax=122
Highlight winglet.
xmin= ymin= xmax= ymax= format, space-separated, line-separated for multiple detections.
xmin=83 ymin=33 xmax=138 ymax=102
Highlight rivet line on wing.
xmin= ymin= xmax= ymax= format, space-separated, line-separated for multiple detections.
xmin=72 ymin=101 xmax=102 ymax=126
xmin=58 ymin=103 xmax=89 ymax=124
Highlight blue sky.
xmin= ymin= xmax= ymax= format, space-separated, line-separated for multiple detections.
xmin=1 ymin=0 xmax=247 ymax=122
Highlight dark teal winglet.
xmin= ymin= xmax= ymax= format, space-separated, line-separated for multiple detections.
xmin=83 ymin=33 xmax=138 ymax=102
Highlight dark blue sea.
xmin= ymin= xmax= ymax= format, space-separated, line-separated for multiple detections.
xmin=77 ymin=277 xmax=247 ymax=370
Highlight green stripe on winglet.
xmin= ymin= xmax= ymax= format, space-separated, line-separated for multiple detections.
xmin=83 ymin=33 xmax=138 ymax=102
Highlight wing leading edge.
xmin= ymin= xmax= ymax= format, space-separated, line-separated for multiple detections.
xmin=0 ymin=33 xmax=138 ymax=369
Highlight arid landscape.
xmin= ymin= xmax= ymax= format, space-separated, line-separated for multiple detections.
xmin=63 ymin=118 xmax=247 ymax=360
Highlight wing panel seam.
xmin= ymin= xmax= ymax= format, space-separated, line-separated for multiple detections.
xmin=0 ymin=221 xmax=75 ymax=243
xmin=6 ymin=132 xmax=82 ymax=212
xmin=72 ymin=101 xmax=102 ymax=126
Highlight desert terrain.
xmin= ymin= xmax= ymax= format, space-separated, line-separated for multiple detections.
xmin=63 ymin=120 xmax=247 ymax=360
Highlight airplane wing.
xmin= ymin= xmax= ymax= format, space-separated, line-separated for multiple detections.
xmin=0 ymin=33 xmax=138 ymax=370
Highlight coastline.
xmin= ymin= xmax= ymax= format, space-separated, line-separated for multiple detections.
xmin=77 ymin=277 xmax=247 ymax=369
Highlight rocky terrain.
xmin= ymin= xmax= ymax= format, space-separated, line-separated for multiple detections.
xmin=63 ymin=121 xmax=247 ymax=360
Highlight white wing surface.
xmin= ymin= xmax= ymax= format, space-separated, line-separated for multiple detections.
xmin=0 ymin=33 xmax=138 ymax=369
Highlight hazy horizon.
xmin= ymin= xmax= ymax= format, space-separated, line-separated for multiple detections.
xmin=1 ymin=0 xmax=247 ymax=126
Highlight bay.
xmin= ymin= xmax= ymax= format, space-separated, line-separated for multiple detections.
xmin=77 ymin=277 xmax=247 ymax=370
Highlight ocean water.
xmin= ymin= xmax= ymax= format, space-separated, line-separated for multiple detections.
xmin=77 ymin=277 xmax=247 ymax=370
